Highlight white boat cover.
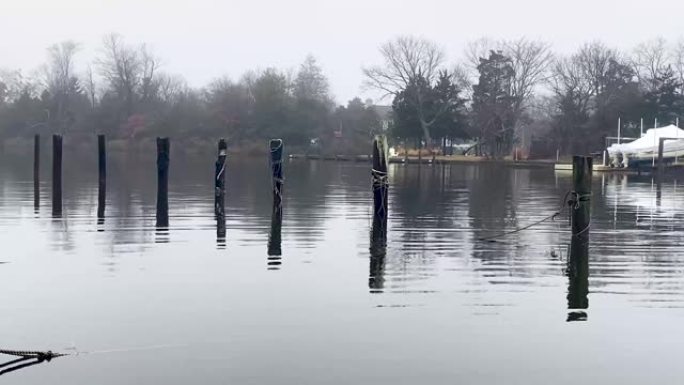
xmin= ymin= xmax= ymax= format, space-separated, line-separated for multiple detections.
xmin=608 ymin=125 xmax=684 ymax=156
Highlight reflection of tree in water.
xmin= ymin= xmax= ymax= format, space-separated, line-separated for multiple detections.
xmin=384 ymin=164 xmax=473 ymax=290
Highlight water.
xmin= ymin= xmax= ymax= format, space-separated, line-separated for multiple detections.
xmin=2 ymin=150 xmax=684 ymax=384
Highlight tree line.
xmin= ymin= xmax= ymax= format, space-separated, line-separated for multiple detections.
xmin=3 ymin=34 xmax=684 ymax=157
xmin=0 ymin=34 xmax=382 ymax=153
xmin=364 ymin=36 xmax=684 ymax=157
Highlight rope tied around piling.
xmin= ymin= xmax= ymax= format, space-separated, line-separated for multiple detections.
xmin=478 ymin=189 xmax=592 ymax=242
xmin=371 ymin=168 xmax=389 ymax=189
xmin=567 ymin=191 xmax=592 ymax=237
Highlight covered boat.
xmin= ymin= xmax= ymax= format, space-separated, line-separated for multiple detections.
xmin=607 ymin=125 xmax=684 ymax=167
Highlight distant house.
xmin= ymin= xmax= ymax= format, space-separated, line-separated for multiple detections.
xmin=370 ymin=105 xmax=393 ymax=132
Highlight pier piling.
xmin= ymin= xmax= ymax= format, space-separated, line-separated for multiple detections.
xmin=567 ymin=155 xmax=592 ymax=321
xmin=372 ymin=135 xmax=389 ymax=223
xmin=269 ymin=139 xmax=284 ymax=208
xmin=51 ymin=134 xmax=62 ymax=217
xmin=215 ymin=139 xmax=227 ymax=218
xmin=156 ymin=137 xmax=170 ymax=227
xmin=33 ymin=135 xmax=39 ymax=209
xmin=97 ymin=135 xmax=106 ymax=219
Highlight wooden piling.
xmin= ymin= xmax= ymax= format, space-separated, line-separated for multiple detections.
xmin=156 ymin=137 xmax=170 ymax=227
xmin=571 ymin=156 xmax=592 ymax=237
xmin=372 ymin=135 xmax=389 ymax=223
xmin=97 ymin=134 xmax=106 ymax=219
xmin=33 ymin=134 xmax=39 ymax=209
xmin=567 ymin=155 xmax=592 ymax=321
xmin=215 ymin=139 xmax=227 ymax=217
xmin=269 ymin=139 xmax=284 ymax=208
xmin=51 ymin=134 xmax=62 ymax=217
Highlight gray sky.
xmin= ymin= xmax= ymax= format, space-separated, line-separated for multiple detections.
xmin=3 ymin=0 xmax=684 ymax=104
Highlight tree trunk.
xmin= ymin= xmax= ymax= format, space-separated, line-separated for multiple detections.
xmin=420 ymin=120 xmax=432 ymax=149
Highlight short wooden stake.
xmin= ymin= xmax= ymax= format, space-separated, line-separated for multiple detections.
xmin=52 ymin=134 xmax=62 ymax=217
xmin=97 ymin=134 xmax=106 ymax=219
xmin=156 ymin=137 xmax=170 ymax=227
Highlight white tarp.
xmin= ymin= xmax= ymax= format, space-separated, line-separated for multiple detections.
xmin=608 ymin=125 xmax=684 ymax=156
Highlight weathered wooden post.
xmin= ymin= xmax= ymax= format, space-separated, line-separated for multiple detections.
xmin=372 ymin=135 xmax=389 ymax=223
xmin=156 ymin=137 xmax=170 ymax=227
xmin=97 ymin=134 xmax=106 ymax=219
xmin=52 ymin=134 xmax=62 ymax=217
xmin=571 ymin=156 xmax=592 ymax=238
xmin=269 ymin=139 xmax=284 ymax=208
xmin=567 ymin=155 xmax=592 ymax=321
xmin=215 ymin=139 xmax=227 ymax=248
xmin=33 ymin=134 xmax=39 ymax=209
xmin=215 ymin=139 xmax=227 ymax=217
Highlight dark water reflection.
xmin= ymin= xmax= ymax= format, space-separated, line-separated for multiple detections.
xmin=2 ymin=149 xmax=684 ymax=384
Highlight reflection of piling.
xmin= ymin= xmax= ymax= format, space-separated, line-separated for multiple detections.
xmin=51 ymin=135 xmax=62 ymax=217
xmin=156 ymin=137 xmax=170 ymax=227
xmin=267 ymin=205 xmax=283 ymax=267
xmin=33 ymin=135 xmax=39 ymax=209
xmin=97 ymin=135 xmax=106 ymax=219
xmin=369 ymin=216 xmax=387 ymax=292
xmin=372 ymin=135 xmax=389 ymax=223
xmin=567 ymin=155 xmax=592 ymax=321
xmin=567 ymin=240 xmax=589 ymax=321
xmin=269 ymin=139 xmax=284 ymax=208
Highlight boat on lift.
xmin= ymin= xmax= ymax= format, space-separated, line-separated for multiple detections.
xmin=606 ymin=124 xmax=684 ymax=168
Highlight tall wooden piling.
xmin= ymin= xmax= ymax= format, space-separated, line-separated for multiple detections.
xmin=372 ymin=135 xmax=389 ymax=223
xmin=97 ymin=134 xmax=106 ymax=219
xmin=571 ymin=156 xmax=592 ymax=238
xmin=52 ymin=134 xmax=62 ymax=217
xmin=156 ymin=137 xmax=170 ymax=227
xmin=567 ymin=155 xmax=592 ymax=321
xmin=269 ymin=139 xmax=284 ymax=208
xmin=33 ymin=134 xmax=40 ymax=209
xmin=215 ymin=139 xmax=227 ymax=217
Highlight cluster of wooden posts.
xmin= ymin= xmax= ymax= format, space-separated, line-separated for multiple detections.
xmin=31 ymin=134 xmax=589 ymax=312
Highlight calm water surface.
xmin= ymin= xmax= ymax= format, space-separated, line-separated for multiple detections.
xmin=2 ymin=149 xmax=684 ymax=384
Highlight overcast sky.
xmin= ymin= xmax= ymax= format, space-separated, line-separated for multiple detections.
xmin=3 ymin=0 xmax=684 ymax=104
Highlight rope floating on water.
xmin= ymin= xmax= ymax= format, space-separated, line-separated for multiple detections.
xmin=0 ymin=349 xmax=67 ymax=361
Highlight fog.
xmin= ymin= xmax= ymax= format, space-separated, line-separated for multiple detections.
xmin=3 ymin=0 xmax=684 ymax=103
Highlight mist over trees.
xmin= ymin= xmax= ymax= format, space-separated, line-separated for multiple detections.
xmin=4 ymin=34 xmax=684 ymax=157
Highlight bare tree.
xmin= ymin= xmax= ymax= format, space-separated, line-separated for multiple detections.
xmin=85 ymin=66 xmax=97 ymax=109
xmin=574 ymin=41 xmax=619 ymax=104
xmin=632 ymin=37 xmax=669 ymax=91
xmin=363 ymin=36 xmax=446 ymax=144
xmin=549 ymin=56 xmax=593 ymax=114
xmin=672 ymin=38 xmax=684 ymax=94
xmin=504 ymin=38 xmax=553 ymax=116
xmin=44 ymin=41 xmax=80 ymax=131
xmin=97 ymin=33 xmax=142 ymax=116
